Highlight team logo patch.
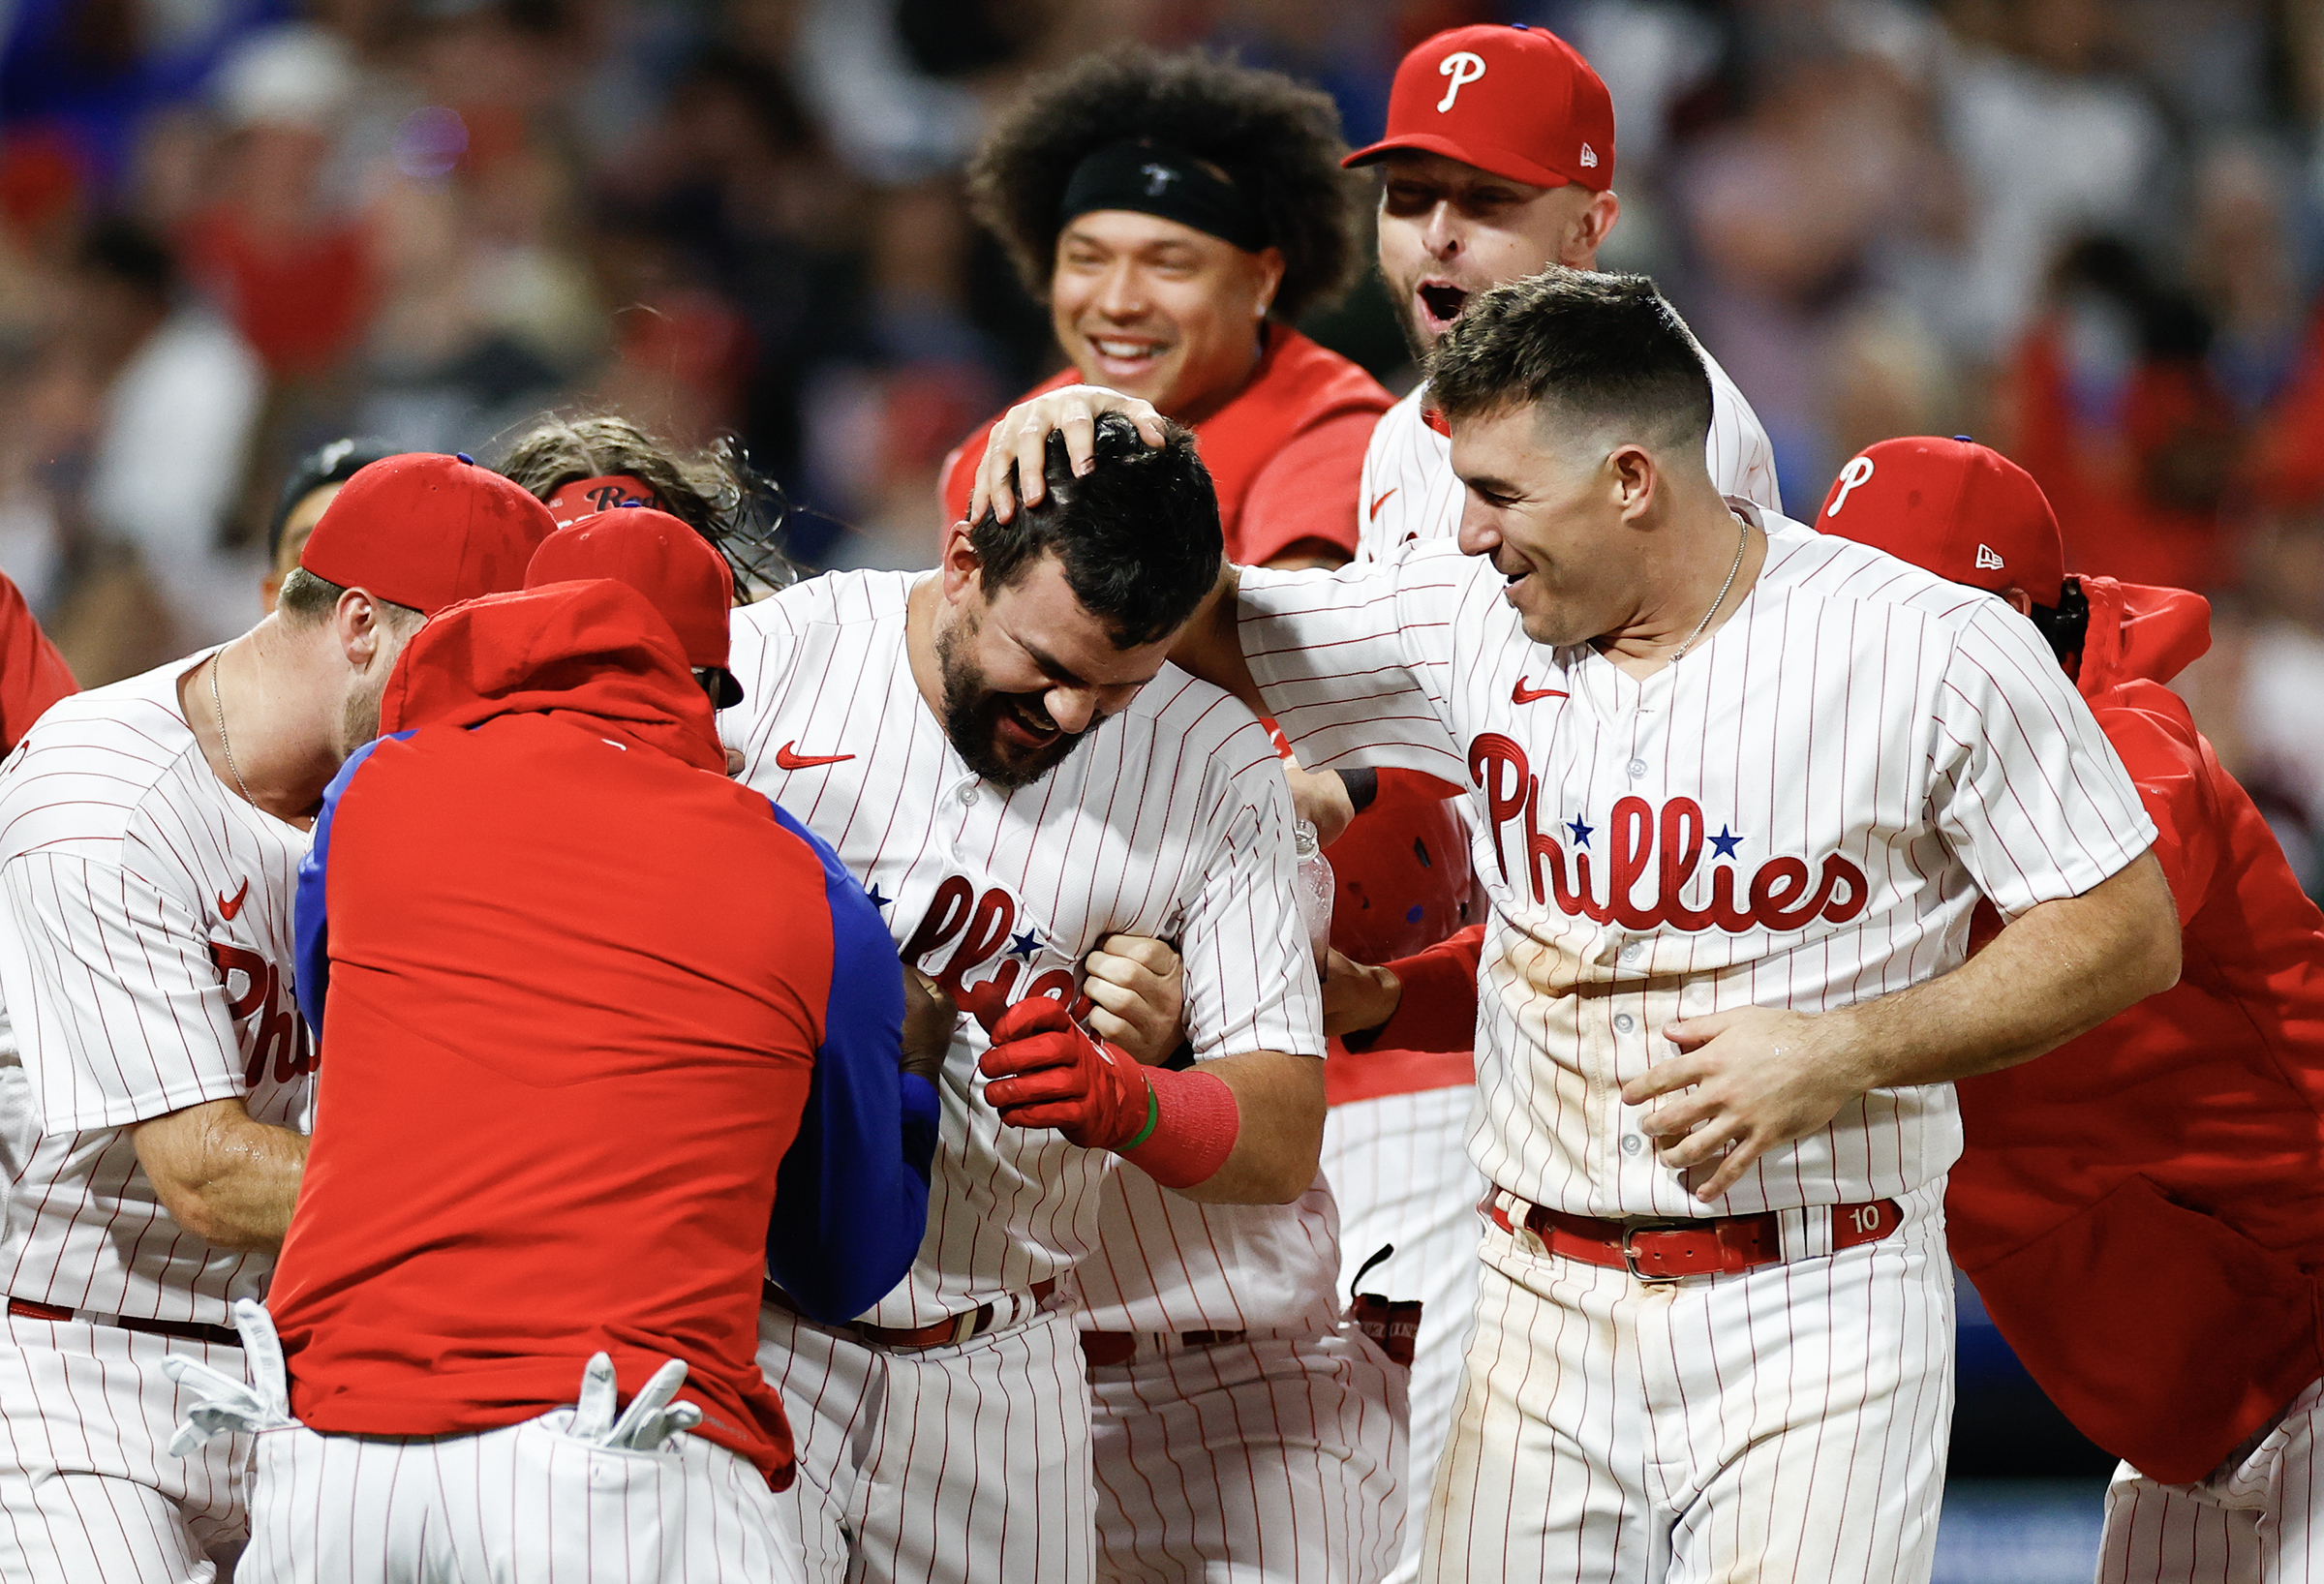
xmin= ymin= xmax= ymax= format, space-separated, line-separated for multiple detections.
xmin=1140 ymin=163 xmax=1179 ymax=198
xmin=1436 ymin=51 xmax=1486 ymax=111
xmin=1975 ymin=544 xmax=2005 ymax=570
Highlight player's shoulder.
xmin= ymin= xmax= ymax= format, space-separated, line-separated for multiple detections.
xmin=1116 ymin=667 xmax=1283 ymax=783
xmin=734 ymin=569 xmax=915 ymax=643
xmin=0 ymin=655 xmax=206 ymax=858
xmin=1759 ymin=509 xmax=1998 ymax=632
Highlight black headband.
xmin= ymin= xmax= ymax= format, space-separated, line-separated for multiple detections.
xmin=1057 ymin=139 xmax=1270 ymax=255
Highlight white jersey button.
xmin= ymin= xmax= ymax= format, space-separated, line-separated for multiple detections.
xmin=1626 ymin=758 xmax=1648 ymax=778
xmin=1621 ymin=1133 xmax=1645 ymax=1157
xmin=1614 ymin=1014 xmax=1635 ymax=1032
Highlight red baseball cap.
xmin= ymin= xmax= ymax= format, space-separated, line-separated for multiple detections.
xmin=1343 ymin=24 xmax=1614 ymax=192
xmin=298 ymin=453 xmax=558 ymax=616
xmin=525 ymin=507 xmax=740 ymax=705
xmin=1818 ymin=437 xmax=2065 ymax=606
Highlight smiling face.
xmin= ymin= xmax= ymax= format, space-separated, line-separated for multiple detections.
xmin=933 ymin=545 xmax=1175 ymax=789
xmin=1450 ymin=402 xmax=1652 ymax=648
xmin=1050 ymin=209 xmax=1285 ymax=418
xmin=1375 ymin=151 xmax=1618 ymax=356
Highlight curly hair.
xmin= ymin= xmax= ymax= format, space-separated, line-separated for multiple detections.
xmin=967 ymin=47 xmax=1360 ymax=324
xmin=493 ymin=412 xmax=796 ymax=597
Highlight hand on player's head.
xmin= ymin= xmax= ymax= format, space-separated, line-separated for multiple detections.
xmin=970 ymin=386 xmax=1166 ymax=528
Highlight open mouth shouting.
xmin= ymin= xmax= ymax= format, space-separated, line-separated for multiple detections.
xmin=1417 ymin=281 xmax=1471 ymax=336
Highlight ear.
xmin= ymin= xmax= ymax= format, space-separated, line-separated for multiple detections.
xmin=2003 ymin=587 xmax=2034 ymax=617
xmin=1571 ymin=189 xmax=1622 ymax=263
xmin=938 ymin=520 xmax=984 ymax=605
xmin=1606 ymin=442 xmax=1659 ymax=523
xmin=1252 ymin=246 xmax=1287 ymax=318
xmin=332 ymin=589 xmax=393 ymax=671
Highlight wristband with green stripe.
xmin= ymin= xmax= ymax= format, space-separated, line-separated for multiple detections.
xmin=1121 ymin=1084 xmax=1161 ymax=1150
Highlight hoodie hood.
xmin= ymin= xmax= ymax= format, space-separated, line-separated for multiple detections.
xmin=380 ymin=580 xmax=724 ymax=773
xmin=2072 ymin=574 xmax=2214 ymax=702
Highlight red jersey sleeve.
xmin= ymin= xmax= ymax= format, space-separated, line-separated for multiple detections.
xmin=1233 ymin=406 xmax=1374 ymax=566
xmin=0 ymin=573 xmax=74 ymax=754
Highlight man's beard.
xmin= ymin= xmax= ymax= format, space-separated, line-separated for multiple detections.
xmin=936 ymin=618 xmax=1097 ymax=790
xmin=340 ymin=676 xmax=386 ymax=758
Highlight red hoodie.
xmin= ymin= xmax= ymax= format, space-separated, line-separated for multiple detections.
xmin=267 ymin=581 xmax=831 ymax=1484
xmin=1947 ymin=575 xmax=2324 ymax=1483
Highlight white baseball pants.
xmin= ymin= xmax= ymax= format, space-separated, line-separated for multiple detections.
xmin=1324 ymin=1085 xmax=1484 ymax=1584
xmin=1422 ymin=1178 xmax=1954 ymax=1584
xmin=2096 ymin=1378 xmax=2324 ymax=1583
xmin=1088 ymin=1325 xmax=1407 ymax=1583
xmin=232 ymin=1406 xmax=799 ymax=1584
xmin=756 ymin=1299 xmax=1094 ymax=1584
xmin=0 ymin=1312 xmax=248 ymax=1584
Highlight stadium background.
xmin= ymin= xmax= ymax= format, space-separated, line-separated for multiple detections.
xmin=0 ymin=0 xmax=2309 ymax=1576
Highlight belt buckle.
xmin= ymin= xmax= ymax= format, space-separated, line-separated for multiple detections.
xmin=1619 ymin=1221 xmax=1691 ymax=1285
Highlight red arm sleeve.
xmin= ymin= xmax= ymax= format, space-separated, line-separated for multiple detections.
xmin=1345 ymin=923 xmax=1485 ymax=1055
xmin=0 ymin=574 xmax=74 ymax=754
xmin=1232 ymin=407 xmax=1375 ymax=566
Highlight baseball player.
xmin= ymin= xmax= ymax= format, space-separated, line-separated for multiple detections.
xmin=942 ymin=47 xmax=1390 ymax=572
xmin=726 ymin=416 xmax=1326 ymax=1584
xmin=944 ymin=49 xmax=1407 ymax=1581
xmin=1816 ymin=438 xmax=2324 ymax=1584
xmin=169 ymin=509 xmax=929 ymax=1581
xmin=0 ymin=453 xmax=554 ymax=1583
xmin=1152 ymin=269 xmax=2180 ymax=1581
xmin=969 ymin=32 xmax=1789 ymax=1568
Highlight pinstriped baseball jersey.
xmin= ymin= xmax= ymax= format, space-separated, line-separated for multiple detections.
xmin=1357 ymin=347 xmax=1782 ymax=563
xmin=0 ymin=653 xmax=314 ymax=1325
xmin=1240 ymin=508 xmax=2156 ymax=1217
xmin=722 ymin=571 xmax=1324 ymax=1330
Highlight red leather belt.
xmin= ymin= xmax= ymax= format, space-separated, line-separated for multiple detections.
xmin=7 ymin=1295 xmax=239 ymax=1348
xmin=763 ymin=1280 xmax=1056 ymax=1352
xmin=1079 ymin=1328 xmax=1248 ymax=1368
xmin=1487 ymin=1196 xmax=1903 ymax=1284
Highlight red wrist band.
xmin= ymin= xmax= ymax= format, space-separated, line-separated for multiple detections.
xmin=1116 ymin=1065 xmax=1239 ymax=1189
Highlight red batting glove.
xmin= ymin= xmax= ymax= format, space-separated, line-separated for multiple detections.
xmin=979 ymin=996 xmax=1152 ymax=1149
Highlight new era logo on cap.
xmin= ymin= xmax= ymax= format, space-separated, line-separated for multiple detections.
xmin=1579 ymin=143 xmax=1599 ymax=168
xmin=1975 ymin=545 xmax=2005 ymax=570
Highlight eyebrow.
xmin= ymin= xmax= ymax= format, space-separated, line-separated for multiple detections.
xmin=1021 ymin=637 xmax=1163 ymax=690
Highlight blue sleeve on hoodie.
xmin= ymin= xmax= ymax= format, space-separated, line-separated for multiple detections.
xmin=761 ymin=798 xmax=936 ymax=1324
xmin=292 ymin=733 xmax=410 ymax=1037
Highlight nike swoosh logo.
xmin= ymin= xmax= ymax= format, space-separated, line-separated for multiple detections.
xmin=218 ymin=878 xmax=250 ymax=921
xmin=1512 ymin=678 xmax=1569 ymax=705
xmin=775 ymin=742 xmax=856 ymax=771
xmin=1369 ymin=488 xmax=1397 ymax=519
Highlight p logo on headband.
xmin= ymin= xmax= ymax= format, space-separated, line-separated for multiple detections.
xmin=1437 ymin=51 xmax=1486 ymax=111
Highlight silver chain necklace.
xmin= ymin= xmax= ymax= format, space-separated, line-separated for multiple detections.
xmin=1668 ymin=516 xmax=1751 ymax=663
xmin=208 ymin=653 xmax=260 ymax=809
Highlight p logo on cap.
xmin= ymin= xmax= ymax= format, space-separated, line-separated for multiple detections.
xmin=1437 ymin=51 xmax=1486 ymax=111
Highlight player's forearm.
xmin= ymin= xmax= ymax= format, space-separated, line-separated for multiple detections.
xmin=1837 ymin=849 xmax=2182 ymax=1088
xmin=1159 ymin=1050 xmax=1324 ymax=1205
xmin=131 ymin=1098 xmax=309 ymax=1252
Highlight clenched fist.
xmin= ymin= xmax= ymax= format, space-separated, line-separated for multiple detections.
xmin=978 ymin=997 xmax=1152 ymax=1149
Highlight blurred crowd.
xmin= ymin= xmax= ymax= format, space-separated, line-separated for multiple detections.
xmin=9 ymin=0 xmax=2324 ymax=876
